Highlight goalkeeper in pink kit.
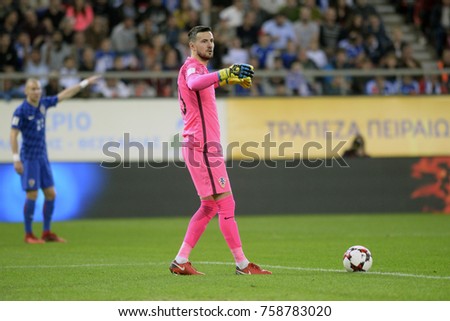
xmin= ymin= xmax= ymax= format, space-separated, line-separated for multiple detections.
xmin=169 ymin=25 xmax=271 ymax=275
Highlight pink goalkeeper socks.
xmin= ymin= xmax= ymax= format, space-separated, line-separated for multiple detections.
xmin=216 ymin=195 xmax=247 ymax=263
xmin=231 ymin=248 xmax=248 ymax=267
xmin=176 ymin=195 xmax=248 ymax=266
xmin=176 ymin=200 xmax=218 ymax=261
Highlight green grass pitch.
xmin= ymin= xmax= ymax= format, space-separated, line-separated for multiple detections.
xmin=0 ymin=213 xmax=449 ymax=301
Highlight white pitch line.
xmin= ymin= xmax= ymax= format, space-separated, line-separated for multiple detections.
xmin=259 ymin=264 xmax=450 ymax=280
xmin=0 ymin=262 xmax=158 ymax=269
xmin=198 ymin=262 xmax=450 ymax=280
xmin=1 ymin=261 xmax=450 ymax=280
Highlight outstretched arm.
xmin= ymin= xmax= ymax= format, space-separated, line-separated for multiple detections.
xmin=57 ymin=75 xmax=101 ymax=102
xmin=187 ymin=64 xmax=254 ymax=91
xmin=187 ymin=72 xmax=220 ymax=91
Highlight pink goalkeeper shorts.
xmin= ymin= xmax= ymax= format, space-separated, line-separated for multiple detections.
xmin=182 ymin=147 xmax=231 ymax=197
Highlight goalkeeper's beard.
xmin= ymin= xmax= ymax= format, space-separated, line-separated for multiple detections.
xmin=198 ymin=51 xmax=213 ymax=61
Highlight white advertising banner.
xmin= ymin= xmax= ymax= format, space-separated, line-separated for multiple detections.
xmin=0 ymin=99 xmax=227 ymax=162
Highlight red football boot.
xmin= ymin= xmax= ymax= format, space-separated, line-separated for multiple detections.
xmin=169 ymin=260 xmax=205 ymax=275
xmin=236 ymin=262 xmax=272 ymax=275
xmin=41 ymin=231 xmax=66 ymax=243
xmin=25 ymin=233 xmax=45 ymax=244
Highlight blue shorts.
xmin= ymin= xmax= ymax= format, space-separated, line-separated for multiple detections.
xmin=21 ymin=158 xmax=54 ymax=191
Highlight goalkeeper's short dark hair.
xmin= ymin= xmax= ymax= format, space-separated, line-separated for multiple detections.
xmin=188 ymin=26 xmax=212 ymax=43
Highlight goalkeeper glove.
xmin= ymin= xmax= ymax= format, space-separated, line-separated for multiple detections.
xmin=217 ymin=64 xmax=254 ymax=83
xmin=219 ymin=74 xmax=252 ymax=88
xmin=240 ymin=77 xmax=252 ymax=89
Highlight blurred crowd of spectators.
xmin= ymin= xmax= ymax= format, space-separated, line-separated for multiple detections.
xmin=0 ymin=0 xmax=449 ymax=100
xmin=394 ymin=0 xmax=450 ymax=58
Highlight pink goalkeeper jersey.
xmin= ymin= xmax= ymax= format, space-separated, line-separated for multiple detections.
xmin=177 ymin=57 xmax=222 ymax=153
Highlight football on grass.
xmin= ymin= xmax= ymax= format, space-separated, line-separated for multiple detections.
xmin=343 ymin=245 xmax=373 ymax=272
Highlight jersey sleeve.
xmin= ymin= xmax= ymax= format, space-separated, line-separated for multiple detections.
xmin=42 ymin=96 xmax=59 ymax=109
xmin=11 ymin=108 xmax=22 ymax=130
xmin=185 ymin=63 xmax=219 ymax=91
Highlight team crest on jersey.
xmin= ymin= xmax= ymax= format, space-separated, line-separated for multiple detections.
xmin=218 ymin=177 xmax=227 ymax=188
xmin=28 ymin=179 xmax=35 ymax=188
xmin=40 ymin=106 xmax=45 ymax=115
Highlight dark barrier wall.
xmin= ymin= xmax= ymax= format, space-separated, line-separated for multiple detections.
xmin=90 ymin=157 xmax=448 ymax=217
xmin=1 ymin=157 xmax=448 ymax=222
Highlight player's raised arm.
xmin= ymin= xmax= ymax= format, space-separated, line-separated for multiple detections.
xmin=187 ymin=64 xmax=254 ymax=91
xmin=57 ymin=75 xmax=101 ymax=102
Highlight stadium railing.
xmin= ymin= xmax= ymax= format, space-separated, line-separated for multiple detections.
xmin=1 ymin=68 xmax=449 ymax=97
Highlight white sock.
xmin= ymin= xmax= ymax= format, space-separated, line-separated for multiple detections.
xmin=175 ymin=256 xmax=188 ymax=264
xmin=236 ymin=259 xmax=250 ymax=270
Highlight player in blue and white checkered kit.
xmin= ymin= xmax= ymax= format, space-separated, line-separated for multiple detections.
xmin=10 ymin=76 xmax=100 ymax=244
